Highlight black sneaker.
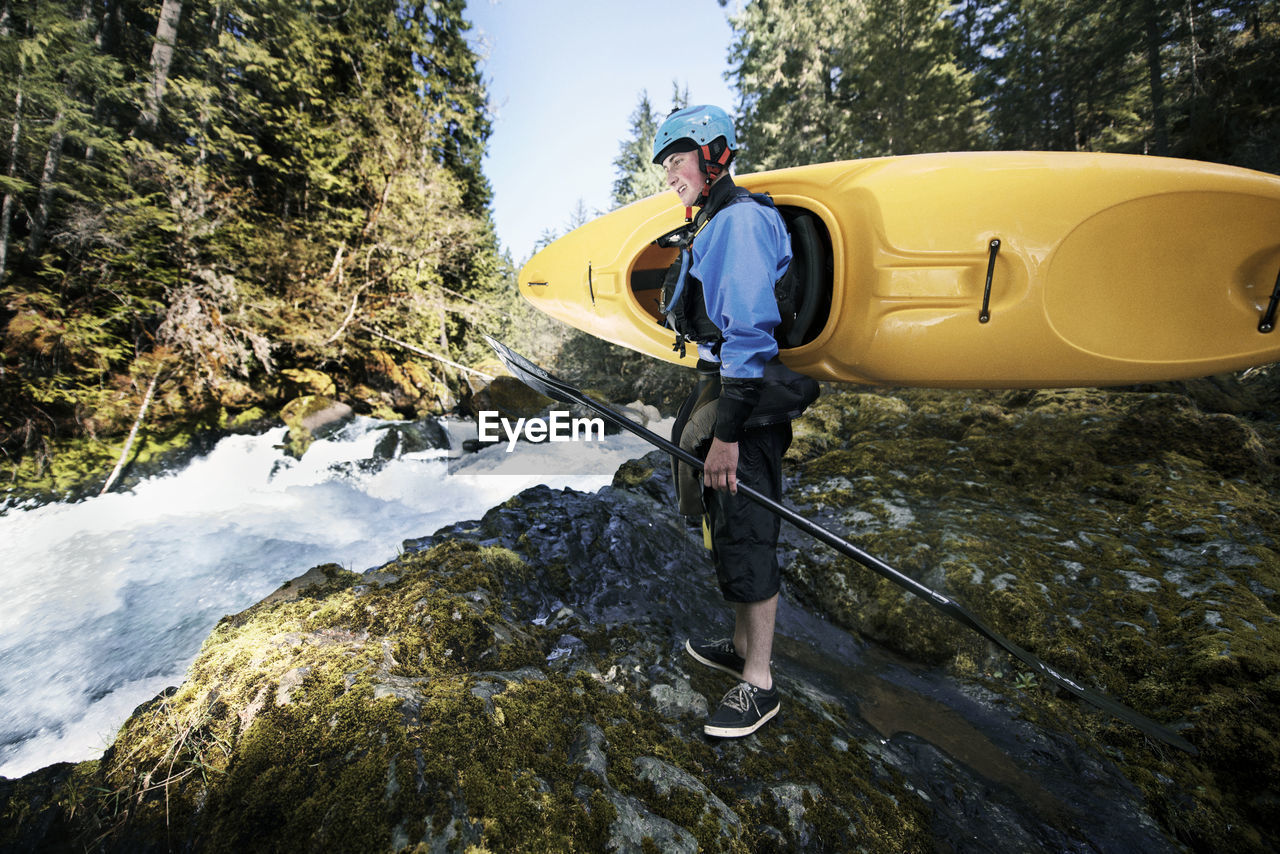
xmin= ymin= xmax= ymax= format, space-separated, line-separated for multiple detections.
xmin=684 ymin=638 xmax=745 ymax=678
xmin=705 ymin=682 xmax=780 ymax=738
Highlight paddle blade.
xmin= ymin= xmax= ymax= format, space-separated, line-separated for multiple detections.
xmin=484 ymin=335 xmax=577 ymax=405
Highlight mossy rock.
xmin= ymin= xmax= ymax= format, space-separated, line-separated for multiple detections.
xmin=279 ymin=368 xmax=338 ymax=398
xmin=781 ymin=384 xmax=1280 ymax=852
xmin=279 ymin=395 xmax=355 ymax=459
xmin=211 ymin=378 xmax=266 ymax=409
xmin=402 ymin=361 xmax=457 ymax=415
xmin=362 ymin=350 xmax=421 ymax=409
xmin=2 ymin=534 xmax=928 ymax=852
xmin=226 ymin=405 xmax=275 ymax=434
xmin=469 ymin=375 xmax=553 ymax=420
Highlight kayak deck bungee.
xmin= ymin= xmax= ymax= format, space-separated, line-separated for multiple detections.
xmin=519 ymin=152 xmax=1280 ymax=387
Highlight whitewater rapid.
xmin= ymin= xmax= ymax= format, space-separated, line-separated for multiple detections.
xmin=0 ymin=416 xmax=662 ymax=779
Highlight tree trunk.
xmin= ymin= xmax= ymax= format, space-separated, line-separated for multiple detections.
xmin=139 ymin=0 xmax=184 ymax=131
xmin=0 ymin=83 xmax=21 ymax=281
xmin=1144 ymin=0 xmax=1170 ymax=155
xmin=0 ymin=0 xmax=16 ymax=279
xmin=100 ymin=368 xmax=163 ymax=495
xmin=26 ymin=112 xmax=64 ymax=258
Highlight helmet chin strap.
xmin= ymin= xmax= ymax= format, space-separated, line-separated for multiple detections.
xmin=697 ymin=141 xmax=733 ymax=201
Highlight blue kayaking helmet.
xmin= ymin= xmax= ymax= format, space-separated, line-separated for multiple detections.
xmin=652 ymin=105 xmax=736 ymax=199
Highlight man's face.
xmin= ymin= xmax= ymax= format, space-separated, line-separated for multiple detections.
xmin=662 ymin=150 xmax=705 ymax=207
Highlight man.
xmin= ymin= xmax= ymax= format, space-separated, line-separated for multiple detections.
xmin=653 ymin=105 xmax=818 ymax=738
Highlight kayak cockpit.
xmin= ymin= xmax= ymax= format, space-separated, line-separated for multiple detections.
xmin=627 ymin=204 xmax=833 ymax=351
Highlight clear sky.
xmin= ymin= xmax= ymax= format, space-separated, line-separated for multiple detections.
xmin=464 ymin=0 xmax=739 ymax=263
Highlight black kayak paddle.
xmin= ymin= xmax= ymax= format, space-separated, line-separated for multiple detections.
xmin=484 ymin=335 xmax=1197 ymax=755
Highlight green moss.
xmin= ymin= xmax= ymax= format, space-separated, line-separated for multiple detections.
xmin=129 ymin=529 xmax=931 ymax=851
xmin=279 ymin=394 xmax=353 ymax=458
xmin=784 ymin=384 xmax=1280 ymax=852
xmin=1 ymin=411 xmax=227 ymax=507
xmin=3 ymin=538 xmax=715 ymax=852
xmin=226 ymin=406 xmax=272 ymax=431
xmin=470 ymin=376 xmax=553 ymax=420
xmin=612 ymin=456 xmax=660 ymax=488
xmin=280 ymin=368 xmax=337 ymax=398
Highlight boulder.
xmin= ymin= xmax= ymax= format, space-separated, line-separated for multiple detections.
xmin=469 ymin=375 xmax=553 ymax=420
xmin=279 ymin=395 xmax=355 ymax=459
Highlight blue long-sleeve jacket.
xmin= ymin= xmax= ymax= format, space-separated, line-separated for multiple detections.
xmin=688 ymin=177 xmax=793 ymax=441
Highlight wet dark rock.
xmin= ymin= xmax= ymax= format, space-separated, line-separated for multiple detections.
xmin=369 ymin=418 xmax=450 ymax=458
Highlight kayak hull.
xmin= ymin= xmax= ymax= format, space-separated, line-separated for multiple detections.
xmin=518 ymin=152 xmax=1280 ymax=387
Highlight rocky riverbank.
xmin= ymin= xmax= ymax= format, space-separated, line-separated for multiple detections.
xmin=0 ymin=347 xmax=485 ymax=511
xmin=2 ymin=376 xmax=1277 ymax=852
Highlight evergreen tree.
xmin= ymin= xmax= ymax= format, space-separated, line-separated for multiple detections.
xmin=951 ymin=0 xmax=1280 ymax=163
xmin=1 ymin=0 xmax=135 ymax=455
xmin=0 ymin=0 xmax=502 ymax=465
xmin=958 ymin=0 xmax=1147 ymax=152
xmin=729 ymin=0 xmax=983 ymax=170
xmin=845 ymin=0 xmax=985 ymax=155
xmin=729 ymin=0 xmax=859 ymax=171
xmin=1163 ymin=0 xmax=1280 ymax=171
xmin=611 ymin=85 xmax=688 ymax=208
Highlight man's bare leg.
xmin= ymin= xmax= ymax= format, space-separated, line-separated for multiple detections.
xmin=733 ymin=593 xmax=778 ymax=690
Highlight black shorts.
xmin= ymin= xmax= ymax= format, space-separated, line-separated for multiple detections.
xmin=703 ymin=421 xmax=792 ymax=603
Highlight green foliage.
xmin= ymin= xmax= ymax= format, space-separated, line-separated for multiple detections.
xmin=612 ymin=85 xmax=689 ymax=208
xmin=953 ymin=0 xmax=1152 ymax=151
xmin=729 ymin=0 xmax=985 ymax=169
xmin=728 ymin=0 xmax=1280 ymax=169
xmin=0 ymin=0 xmax=503 ymax=469
xmin=851 ymin=0 xmax=985 ymax=154
xmin=729 ymin=0 xmax=864 ymax=169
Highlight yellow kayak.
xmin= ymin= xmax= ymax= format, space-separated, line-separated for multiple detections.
xmin=518 ymin=152 xmax=1280 ymax=387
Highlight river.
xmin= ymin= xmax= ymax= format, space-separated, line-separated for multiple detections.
xmin=0 ymin=415 xmax=659 ymax=779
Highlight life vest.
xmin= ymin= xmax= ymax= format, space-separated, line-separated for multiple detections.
xmin=662 ymin=187 xmax=820 ymax=513
xmin=658 ymin=187 xmax=801 ymax=360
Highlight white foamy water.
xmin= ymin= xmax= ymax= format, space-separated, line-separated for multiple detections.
xmin=0 ymin=415 xmax=664 ymax=779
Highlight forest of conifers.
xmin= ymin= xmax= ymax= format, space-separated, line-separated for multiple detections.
xmin=2 ymin=0 xmax=1278 ymax=474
